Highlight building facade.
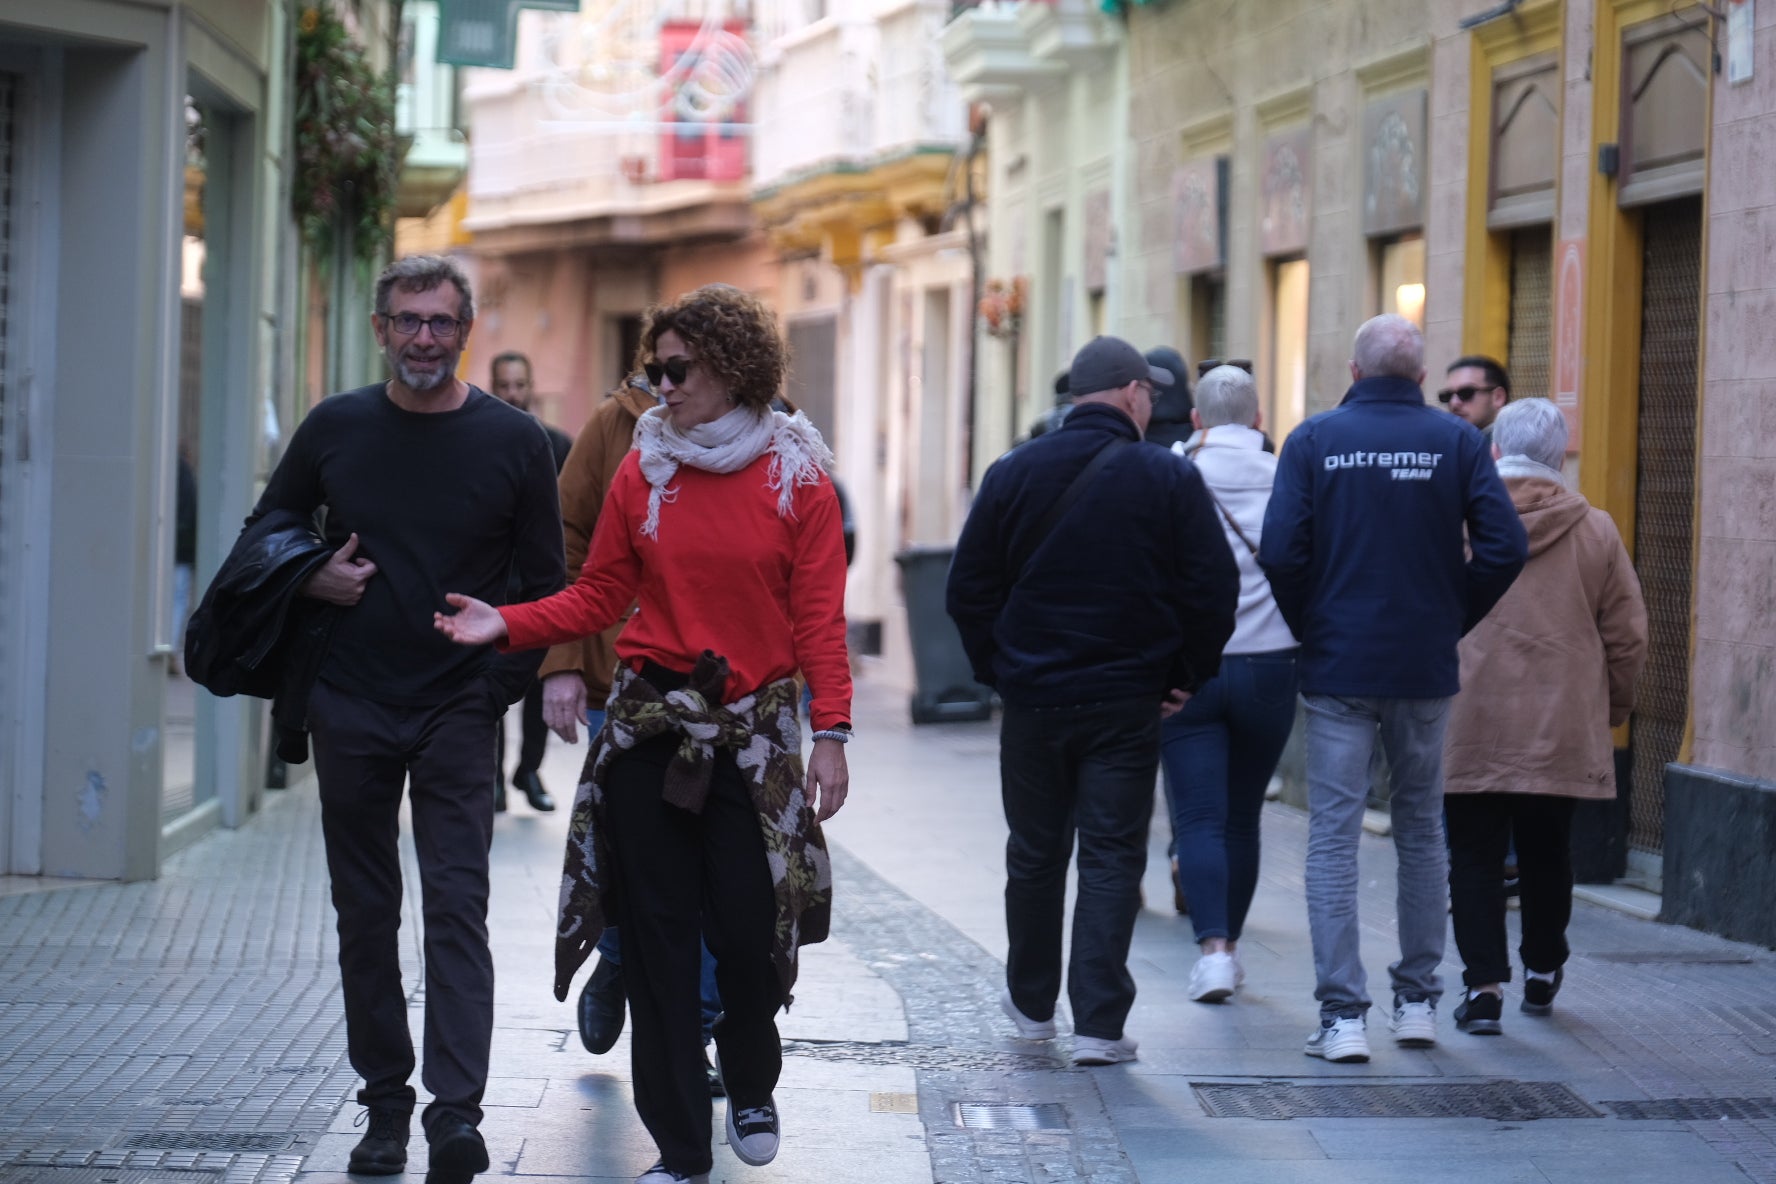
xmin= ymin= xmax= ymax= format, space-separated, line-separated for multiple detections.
xmin=0 ymin=0 xmax=317 ymax=881
xmin=458 ymin=3 xmax=775 ymax=434
xmin=750 ymin=0 xmax=972 ymax=687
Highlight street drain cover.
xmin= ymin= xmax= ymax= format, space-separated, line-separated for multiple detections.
xmin=120 ymin=1133 xmax=296 ymax=1152
xmin=1606 ymin=1097 xmax=1776 ymax=1120
xmin=1192 ymin=1081 xmax=1598 ymax=1120
xmin=0 ymin=1171 xmax=221 ymax=1184
xmin=952 ymin=1102 xmax=1068 ymax=1130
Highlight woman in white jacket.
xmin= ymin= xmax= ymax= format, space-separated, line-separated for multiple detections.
xmin=1162 ymin=365 xmax=1300 ymax=1001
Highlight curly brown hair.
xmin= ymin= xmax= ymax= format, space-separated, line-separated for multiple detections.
xmin=637 ymin=284 xmax=787 ymax=410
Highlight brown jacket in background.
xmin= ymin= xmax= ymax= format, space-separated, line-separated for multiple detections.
xmin=1443 ymin=474 xmax=1649 ymax=800
xmin=536 ymin=378 xmax=658 ymax=704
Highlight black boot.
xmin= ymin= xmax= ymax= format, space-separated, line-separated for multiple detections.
xmin=348 ymin=1105 xmax=410 ymax=1175
xmin=514 ymin=768 xmax=555 ymax=812
xmin=424 ymin=1115 xmax=488 ymax=1184
xmin=577 ymin=955 xmax=625 ymax=1054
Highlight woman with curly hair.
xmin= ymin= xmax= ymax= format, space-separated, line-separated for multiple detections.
xmin=435 ymin=284 xmax=851 ymax=1184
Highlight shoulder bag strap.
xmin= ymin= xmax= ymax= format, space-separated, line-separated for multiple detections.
xmin=1008 ymin=437 xmax=1131 ymax=581
xmin=1206 ymin=488 xmax=1260 ymax=557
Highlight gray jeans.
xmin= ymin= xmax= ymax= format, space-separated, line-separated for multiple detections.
xmin=1302 ymin=694 xmax=1452 ymax=1021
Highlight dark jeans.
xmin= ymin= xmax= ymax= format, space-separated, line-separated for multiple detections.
xmin=1447 ymin=793 xmax=1577 ymax=987
xmin=494 ymin=678 xmax=548 ymax=779
xmin=604 ymin=731 xmax=783 ymax=1176
xmin=1160 ymin=649 xmax=1299 ymax=943
xmin=307 ymin=677 xmax=500 ymax=1133
xmin=1001 ymin=696 xmax=1160 ymax=1041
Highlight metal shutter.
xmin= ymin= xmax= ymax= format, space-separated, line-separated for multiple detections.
xmin=1627 ymin=195 xmax=1702 ymax=855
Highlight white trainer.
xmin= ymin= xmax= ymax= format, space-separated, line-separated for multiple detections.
xmin=1187 ymin=952 xmax=1238 ymax=1003
xmin=1390 ymin=1000 xmax=1437 ymax=1048
xmin=635 ymin=1162 xmax=708 ymax=1184
xmin=999 ymin=987 xmax=1057 ymax=1040
xmin=1071 ymin=1034 xmax=1138 ymax=1065
xmin=1304 ymin=1016 xmax=1371 ymax=1062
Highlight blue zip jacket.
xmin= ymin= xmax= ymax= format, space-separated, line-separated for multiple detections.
xmin=1258 ymin=375 xmax=1528 ymax=698
xmin=946 ymin=402 xmax=1239 ymax=707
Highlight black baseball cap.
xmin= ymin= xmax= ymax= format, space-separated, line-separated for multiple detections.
xmin=1068 ymin=335 xmax=1172 ymax=398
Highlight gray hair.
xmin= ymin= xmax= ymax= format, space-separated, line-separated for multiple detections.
xmin=1351 ymin=314 xmax=1424 ymax=380
xmin=374 ymin=254 xmax=475 ymax=322
xmin=1194 ymin=364 xmax=1260 ymax=428
xmin=1491 ymin=397 xmax=1569 ymax=469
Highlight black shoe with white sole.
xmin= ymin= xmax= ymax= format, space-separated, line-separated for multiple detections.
xmin=1454 ymin=990 xmax=1503 ymax=1035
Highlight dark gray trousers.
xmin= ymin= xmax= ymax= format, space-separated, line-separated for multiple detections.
xmin=307 ymin=677 xmax=499 ymax=1134
xmin=1000 ymin=696 xmax=1160 ymax=1040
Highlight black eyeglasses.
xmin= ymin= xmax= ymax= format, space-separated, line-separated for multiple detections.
xmin=383 ymin=312 xmax=464 ymax=339
xmin=643 ymin=356 xmax=695 ymax=387
xmin=1437 ymin=384 xmax=1499 ymax=404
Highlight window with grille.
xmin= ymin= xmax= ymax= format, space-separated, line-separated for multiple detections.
xmin=1506 ymin=226 xmax=1552 ymax=400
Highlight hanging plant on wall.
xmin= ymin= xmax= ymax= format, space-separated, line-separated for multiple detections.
xmin=293 ymin=3 xmax=399 ymax=265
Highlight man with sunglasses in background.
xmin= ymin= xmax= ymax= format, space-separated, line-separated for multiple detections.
xmin=246 ymin=255 xmax=565 ymax=1183
xmin=1440 ymin=356 xmax=1510 ymax=443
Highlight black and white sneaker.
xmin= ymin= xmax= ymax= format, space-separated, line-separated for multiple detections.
xmin=726 ymin=1098 xmax=781 ymax=1166
xmin=1453 ymin=990 xmax=1503 ymax=1035
xmin=634 ymin=1161 xmax=708 ymax=1184
xmin=1521 ymin=968 xmax=1564 ymax=1015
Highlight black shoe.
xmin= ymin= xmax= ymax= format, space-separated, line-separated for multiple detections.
xmin=1453 ymin=990 xmax=1503 ymax=1035
xmin=705 ymin=1047 xmax=724 ymax=1097
xmin=725 ymin=1097 xmax=780 ymax=1166
xmin=348 ymin=1105 xmax=410 ymax=1175
xmin=578 ymin=956 xmax=626 ymax=1054
xmin=1521 ymin=967 xmax=1563 ymax=1015
xmin=514 ymin=768 xmax=555 ymax=812
xmin=493 ymin=782 xmax=508 ymax=813
xmin=424 ymin=1115 xmax=488 ymax=1184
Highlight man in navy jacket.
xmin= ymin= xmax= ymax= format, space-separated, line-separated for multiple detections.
xmin=948 ymin=335 xmax=1238 ymax=1066
xmin=1259 ymin=314 xmax=1527 ymax=1064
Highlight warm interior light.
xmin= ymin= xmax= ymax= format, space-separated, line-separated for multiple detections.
xmin=1394 ymin=282 xmax=1426 ymax=327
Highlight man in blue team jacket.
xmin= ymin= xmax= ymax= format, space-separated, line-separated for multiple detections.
xmin=948 ymin=335 xmax=1238 ymax=1067
xmin=1259 ymin=314 xmax=1527 ymax=1064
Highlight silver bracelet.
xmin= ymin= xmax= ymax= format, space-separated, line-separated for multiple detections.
xmin=810 ymin=728 xmax=853 ymax=744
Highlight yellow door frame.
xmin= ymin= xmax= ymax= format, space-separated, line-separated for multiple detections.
xmin=1461 ymin=0 xmax=1564 ymax=364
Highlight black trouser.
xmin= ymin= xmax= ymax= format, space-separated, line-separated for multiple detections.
xmin=1000 ymin=697 xmax=1159 ymax=1040
xmin=494 ymin=678 xmax=547 ymax=779
xmin=306 ymin=677 xmax=499 ymax=1134
xmin=604 ymin=730 xmax=783 ymax=1175
xmin=1446 ymin=793 xmax=1577 ymax=988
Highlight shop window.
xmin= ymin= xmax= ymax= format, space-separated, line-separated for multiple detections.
xmin=1374 ymin=235 xmax=1426 ymax=328
xmin=1268 ymin=257 xmax=1309 ymax=445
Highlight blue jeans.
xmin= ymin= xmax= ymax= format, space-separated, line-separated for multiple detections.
xmin=586 ymin=706 xmax=723 ymax=1043
xmin=1161 ymin=649 xmax=1299 ymax=944
xmin=1302 ymin=694 xmax=1451 ymax=1021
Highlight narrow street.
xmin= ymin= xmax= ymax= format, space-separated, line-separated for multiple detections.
xmin=2 ymin=673 xmax=1773 ymax=1184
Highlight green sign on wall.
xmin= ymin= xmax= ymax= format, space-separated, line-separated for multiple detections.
xmin=438 ymin=0 xmax=581 ymax=70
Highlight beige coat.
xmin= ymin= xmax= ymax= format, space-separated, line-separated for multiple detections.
xmin=1443 ymin=474 xmax=1648 ymax=799
xmin=536 ymin=379 xmax=658 ymax=703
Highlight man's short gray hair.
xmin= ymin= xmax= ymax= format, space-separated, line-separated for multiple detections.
xmin=374 ymin=254 xmax=475 ymax=322
xmin=1194 ymin=364 xmax=1260 ymax=429
xmin=1491 ymin=397 xmax=1569 ymax=469
xmin=1351 ymin=314 xmax=1424 ymax=380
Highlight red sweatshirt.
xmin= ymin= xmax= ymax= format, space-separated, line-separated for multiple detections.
xmin=499 ymin=450 xmax=853 ymax=731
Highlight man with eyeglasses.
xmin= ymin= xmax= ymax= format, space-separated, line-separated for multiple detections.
xmin=1439 ymin=356 xmax=1511 ymax=441
xmin=245 ymin=255 xmax=565 ymax=1183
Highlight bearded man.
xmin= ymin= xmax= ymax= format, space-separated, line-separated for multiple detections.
xmin=245 ymin=254 xmax=564 ymax=1182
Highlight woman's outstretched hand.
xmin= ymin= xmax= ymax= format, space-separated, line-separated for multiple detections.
xmin=433 ymin=593 xmax=509 ymax=646
xmin=807 ymin=738 xmax=849 ymax=823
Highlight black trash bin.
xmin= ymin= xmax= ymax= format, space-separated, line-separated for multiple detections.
xmin=895 ymin=545 xmax=994 ymax=724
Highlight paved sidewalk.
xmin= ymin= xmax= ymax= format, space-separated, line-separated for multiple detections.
xmin=1 ymin=670 xmax=1773 ymax=1184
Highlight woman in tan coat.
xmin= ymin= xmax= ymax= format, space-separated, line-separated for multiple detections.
xmin=1443 ymin=398 xmax=1647 ymax=1035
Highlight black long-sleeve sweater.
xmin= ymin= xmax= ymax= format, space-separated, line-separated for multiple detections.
xmin=249 ymin=383 xmax=565 ymax=706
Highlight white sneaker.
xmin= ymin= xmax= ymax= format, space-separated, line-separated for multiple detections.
xmin=1390 ymin=999 xmax=1437 ymax=1047
xmin=1187 ymin=952 xmax=1238 ymax=1003
xmin=1231 ymin=950 xmax=1246 ymax=988
xmin=636 ymin=1162 xmax=709 ymax=1184
xmin=1071 ymin=1034 xmax=1138 ymax=1065
xmin=999 ymin=986 xmax=1057 ymax=1040
xmin=1304 ymin=1016 xmax=1370 ymax=1062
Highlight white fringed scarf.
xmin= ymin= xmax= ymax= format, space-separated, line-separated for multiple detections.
xmin=633 ymin=403 xmax=835 ymax=539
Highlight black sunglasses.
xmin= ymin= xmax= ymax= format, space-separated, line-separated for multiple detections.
xmin=1437 ymin=384 xmax=1499 ymax=405
xmin=643 ymin=357 xmax=695 ymax=387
